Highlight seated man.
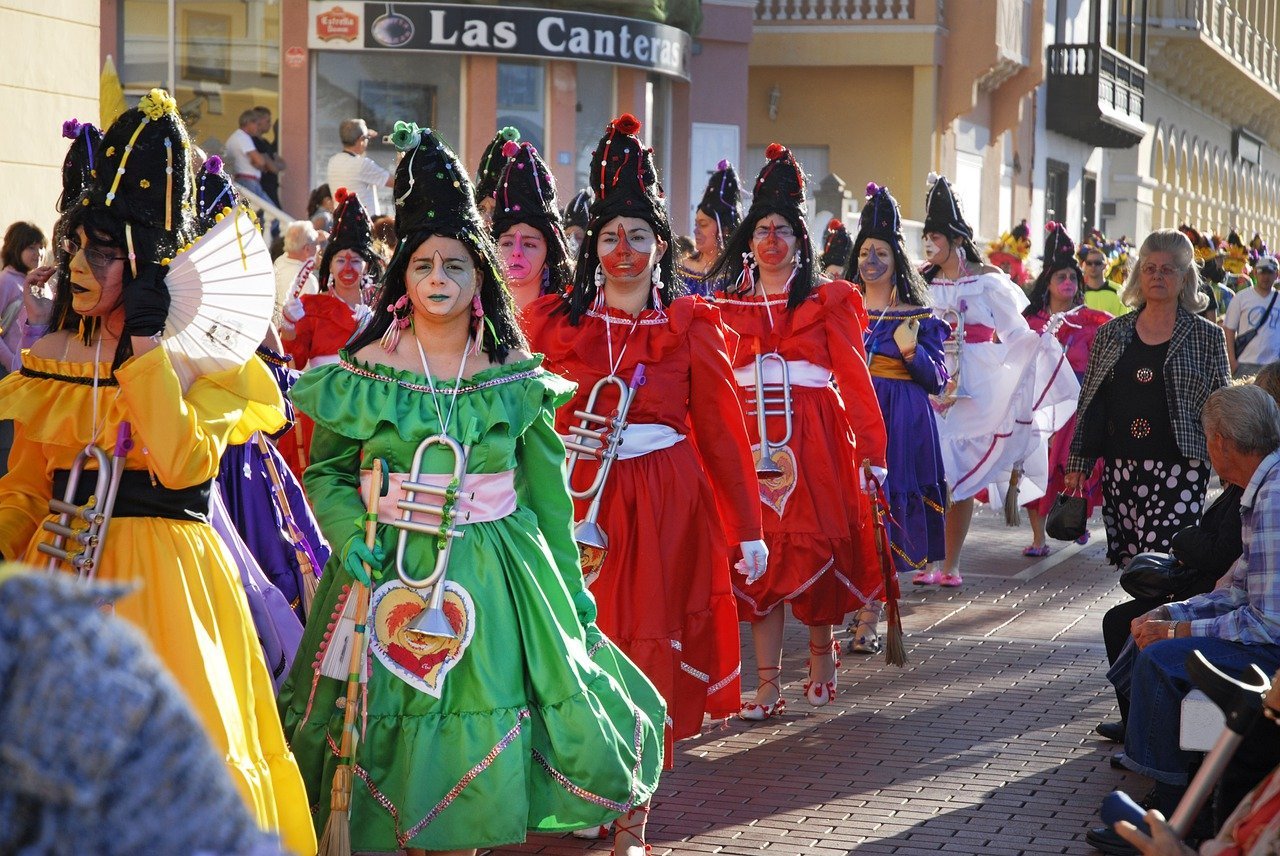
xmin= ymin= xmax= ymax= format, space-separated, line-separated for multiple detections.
xmin=1090 ymin=385 xmax=1280 ymax=854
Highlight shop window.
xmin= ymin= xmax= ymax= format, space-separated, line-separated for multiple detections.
xmin=498 ymin=61 xmax=545 ymax=154
xmin=575 ymin=63 xmax=615 ymax=192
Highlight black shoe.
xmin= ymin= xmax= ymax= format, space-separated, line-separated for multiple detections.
xmin=1096 ymin=720 xmax=1126 ymax=743
xmin=1085 ymin=824 xmax=1140 ymax=855
xmin=1109 ymin=752 xmax=1126 ymax=770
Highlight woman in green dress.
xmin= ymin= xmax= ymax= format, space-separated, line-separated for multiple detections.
xmin=276 ymin=123 xmax=664 ymax=855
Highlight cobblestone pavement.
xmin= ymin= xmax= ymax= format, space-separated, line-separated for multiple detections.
xmin=487 ymin=508 xmax=1149 ymax=855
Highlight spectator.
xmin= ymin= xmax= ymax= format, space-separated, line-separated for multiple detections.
xmin=370 ymin=214 xmax=395 ymax=262
xmin=0 ymin=566 xmax=284 ymax=855
xmin=250 ymin=106 xmax=285 ymax=207
xmin=1091 ymin=385 xmax=1280 ymax=854
xmin=1083 ymin=245 xmax=1131 ymax=317
xmin=1224 ymin=255 xmax=1280 ymax=378
xmin=306 ymin=183 xmax=334 ymax=231
xmin=1067 ymin=229 xmax=1230 ymax=568
xmin=272 ymin=221 xmax=324 ymax=324
xmin=325 ymin=118 xmax=393 ymax=217
xmin=224 ymin=109 xmax=269 ymax=199
xmin=0 ymin=222 xmax=44 ymax=373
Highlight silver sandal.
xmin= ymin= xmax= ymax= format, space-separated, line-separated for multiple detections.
xmin=846 ymin=606 xmax=882 ymax=655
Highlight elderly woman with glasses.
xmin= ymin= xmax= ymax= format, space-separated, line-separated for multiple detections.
xmin=1065 ymin=229 xmax=1230 ymax=568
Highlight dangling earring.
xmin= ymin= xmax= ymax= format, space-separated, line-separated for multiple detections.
xmin=592 ymin=265 xmax=607 ymax=312
xmin=469 ymin=292 xmax=487 ymax=355
xmin=651 ymin=263 xmax=664 ymax=310
xmin=380 ymin=294 xmax=412 ymax=353
xmin=735 ymin=251 xmax=757 ymax=296
xmin=593 ymin=264 xmax=605 ymax=290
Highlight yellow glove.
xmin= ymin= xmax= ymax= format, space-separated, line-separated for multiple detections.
xmin=892 ymin=317 xmax=920 ymax=358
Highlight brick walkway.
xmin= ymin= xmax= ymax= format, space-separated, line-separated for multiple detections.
xmin=488 ymin=508 xmax=1147 ymax=855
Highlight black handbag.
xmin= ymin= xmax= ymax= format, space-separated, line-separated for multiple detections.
xmin=1045 ymin=491 xmax=1088 ymax=542
xmin=1119 ymin=552 xmax=1200 ymax=599
xmin=1233 ymin=290 xmax=1277 ymax=357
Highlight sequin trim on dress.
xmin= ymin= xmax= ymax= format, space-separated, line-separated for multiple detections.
xmin=339 ymin=359 xmax=541 ymax=395
xmin=530 ymin=710 xmax=645 ymax=813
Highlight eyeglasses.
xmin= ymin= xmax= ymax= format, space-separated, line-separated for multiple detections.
xmin=62 ymin=237 xmax=126 ymax=270
xmin=1140 ymin=264 xmax=1181 ymax=279
xmin=752 ymin=225 xmax=796 ymax=241
xmin=1083 ymin=260 xmax=1106 ymax=267
xmin=1258 ymin=266 xmax=1278 ymax=274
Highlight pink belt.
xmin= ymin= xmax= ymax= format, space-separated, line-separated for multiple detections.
xmin=946 ymin=322 xmax=996 ymax=344
xmin=359 ymin=469 xmax=517 ymax=527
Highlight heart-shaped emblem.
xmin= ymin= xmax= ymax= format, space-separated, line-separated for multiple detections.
xmin=368 ymin=580 xmax=475 ymax=698
xmin=753 ymin=444 xmax=798 ymax=518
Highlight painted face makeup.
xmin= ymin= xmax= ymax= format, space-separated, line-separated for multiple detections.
xmin=1050 ymin=268 xmax=1079 ymax=301
xmin=497 ymin=224 xmax=547 ymax=288
xmin=922 ymin=232 xmax=949 ymax=263
xmin=858 ymin=238 xmax=894 ymax=284
xmin=66 ymin=227 xmax=124 ymax=316
xmin=598 ymin=223 xmax=657 ymax=280
xmin=751 ymin=218 xmax=797 ymax=267
xmin=331 ymin=250 xmax=368 ymax=290
xmin=407 ymin=236 xmax=478 ymax=321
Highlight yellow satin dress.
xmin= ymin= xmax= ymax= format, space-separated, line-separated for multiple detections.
xmin=0 ymin=345 xmax=316 ymax=855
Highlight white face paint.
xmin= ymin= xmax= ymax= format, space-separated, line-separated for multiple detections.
xmin=922 ymin=232 xmax=949 ymax=263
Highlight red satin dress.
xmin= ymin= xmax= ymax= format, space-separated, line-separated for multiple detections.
xmin=525 ymin=294 xmax=762 ymax=753
xmin=279 ymin=292 xmax=364 ymax=481
xmin=714 ymin=280 xmax=888 ymax=625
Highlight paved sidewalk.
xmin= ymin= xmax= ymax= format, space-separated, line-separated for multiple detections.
xmin=489 ymin=508 xmax=1148 ymax=855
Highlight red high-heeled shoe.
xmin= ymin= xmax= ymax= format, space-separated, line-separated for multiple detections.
xmin=739 ymin=666 xmax=786 ymax=721
xmin=803 ymin=639 xmax=840 ymax=707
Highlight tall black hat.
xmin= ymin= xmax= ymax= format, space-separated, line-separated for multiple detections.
xmin=746 ymin=143 xmax=807 ymax=221
xmin=697 ymin=159 xmax=743 ymax=236
xmin=922 ymin=172 xmax=974 ymax=241
xmin=474 ymin=126 xmax=520 ymax=204
xmin=855 ymin=182 xmax=903 ymax=246
xmin=58 ymin=118 xmax=103 ymax=214
xmin=820 ymin=218 xmax=853 ymax=270
xmin=389 ymin=120 xmax=486 ymax=247
xmin=1042 ymin=221 xmax=1077 ymax=273
xmin=317 ymin=186 xmax=380 ymax=290
xmin=491 ymin=141 xmax=564 ymax=236
xmin=193 ymin=155 xmax=241 ymax=233
xmin=562 ymin=188 xmax=593 ymax=231
xmin=587 ymin=113 xmax=666 ymax=225
xmin=83 ymin=88 xmax=194 ymax=266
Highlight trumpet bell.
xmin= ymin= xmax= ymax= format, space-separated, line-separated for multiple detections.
xmin=573 ymin=518 xmax=608 ymax=551
xmin=405 ymin=603 xmax=461 ymax=641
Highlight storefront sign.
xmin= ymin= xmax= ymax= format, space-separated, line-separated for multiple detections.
xmin=307 ymin=2 xmax=691 ymax=80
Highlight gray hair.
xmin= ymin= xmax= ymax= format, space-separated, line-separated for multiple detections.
xmin=283 ymin=220 xmax=319 ymax=254
xmin=1202 ymin=384 xmax=1280 ymax=456
xmin=339 ymin=119 xmax=369 ymax=146
xmin=1120 ymin=229 xmax=1209 ymax=313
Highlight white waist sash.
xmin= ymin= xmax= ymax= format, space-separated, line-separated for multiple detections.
xmin=561 ymin=423 xmax=685 ymax=461
xmin=733 ymin=358 xmax=832 ymax=388
xmin=305 ymin=353 xmax=341 ymax=370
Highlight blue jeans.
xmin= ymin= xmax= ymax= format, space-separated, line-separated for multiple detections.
xmin=1121 ymin=636 xmax=1280 ymax=785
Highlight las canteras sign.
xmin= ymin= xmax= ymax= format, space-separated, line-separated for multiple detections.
xmin=307 ymin=1 xmax=690 ymax=80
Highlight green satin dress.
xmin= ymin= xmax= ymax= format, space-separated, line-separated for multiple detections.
xmin=277 ymin=351 xmax=665 ymax=852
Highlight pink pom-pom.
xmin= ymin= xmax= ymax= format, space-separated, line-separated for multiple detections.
xmin=501 ymin=140 xmax=519 ymax=158
xmin=866 ymin=182 xmax=880 ymax=197
xmin=204 ymin=155 xmax=223 ymax=174
xmin=717 ymin=159 xmax=730 ymax=171
xmin=1045 ymin=221 xmax=1058 ymax=233
xmin=62 ymin=118 xmax=82 ymax=140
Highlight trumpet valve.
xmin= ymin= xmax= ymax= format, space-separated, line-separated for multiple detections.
xmin=571 ymin=409 xmax=612 ymax=426
xmin=395 ymin=498 xmax=472 ymax=522
xmin=400 ymin=480 xmax=476 ymax=503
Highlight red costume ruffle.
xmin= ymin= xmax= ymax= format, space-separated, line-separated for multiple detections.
xmin=714 ymin=280 xmax=888 ymax=624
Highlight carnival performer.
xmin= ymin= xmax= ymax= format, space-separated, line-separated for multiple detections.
xmin=277 ymin=122 xmax=663 ymax=856
xmin=1020 ymin=222 xmax=1111 ymax=557
xmin=524 ymin=114 xmax=766 ymax=774
xmin=844 ymin=182 xmax=948 ymax=652
xmin=474 ymin=125 xmax=520 ymax=223
xmin=818 ymin=218 xmax=853 ymax=281
xmin=677 ymin=159 xmax=742 ymax=296
xmin=0 ymin=91 xmax=314 ymax=852
xmin=708 ymin=144 xmax=886 ymax=713
xmin=987 ymin=219 xmax=1032 ymax=290
xmin=279 ymin=187 xmax=382 ymax=480
xmin=490 ymin=141 xmax=574 ymax=313
xmin=921 ymin=173 xmax=1078 ymax=586
xmin=562 ymin=187 xmax=592 ymax=257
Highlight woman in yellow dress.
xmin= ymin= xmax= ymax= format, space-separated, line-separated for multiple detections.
xmin=0 ymin=92 xmax=314 ymax=854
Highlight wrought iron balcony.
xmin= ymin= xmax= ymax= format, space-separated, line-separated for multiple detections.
xmin=1046 ymin=42 xmax=1147 ymax=148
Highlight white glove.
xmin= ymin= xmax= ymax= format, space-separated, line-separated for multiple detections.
xmin=859 ymin=466 xmax=888 ymax=491
xmin=282 ymin=297 xmax=306 ymax=323
xmin=735 ymin=539 xmax=769 ymax=585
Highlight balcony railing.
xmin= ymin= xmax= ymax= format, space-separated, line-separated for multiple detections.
xmin=754 ymin=0 xmax=916 ymax=21
xmin=1152 ymin=0 xmax=1280 ymax=93
xmin=1046 ymin=42 xmax=1147 ymax=148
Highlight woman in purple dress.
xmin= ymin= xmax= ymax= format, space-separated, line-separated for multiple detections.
xmin=845 ymin=183 xmax=950 ymax=653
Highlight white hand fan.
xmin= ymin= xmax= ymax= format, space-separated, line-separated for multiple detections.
xmin=163 ymin=207 xmax=275 ymax=390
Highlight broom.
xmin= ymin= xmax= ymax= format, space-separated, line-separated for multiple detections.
xmin=255 ymin=431 xmax=320 ymax=617
xmin=1003 ymin=463 xmax=1023 ymax=527
xmin=317 ymin=458 xmax=384 ymax=856
xmin=863 ymin=461 xmax=907 ymax=667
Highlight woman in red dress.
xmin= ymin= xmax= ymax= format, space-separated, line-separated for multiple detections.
xmin=1021 ymin=222 xmax=1110 ymax=555
xmin=524 ymin=114 xmax=767 ymax=854
xmin=278 ymin=188 xmax=382 ymax=478
xmin=709 ymin=143 xmax=887 ymax=717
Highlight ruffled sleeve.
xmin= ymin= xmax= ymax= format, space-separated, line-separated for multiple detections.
xmin=909 ymin=316 xmax=950 ymax=395
xmin=513 ymin=375 xmax=600 ymax=632
xmin=0 ymin=419 xmax=50 ymax=560
xmin=681 ymin=300 xmax=763 ymax=545
xmin=822 ymin=283 xmax=888 ymax=468
xmin=115 ymin=347 xmax=286 ymax=489
xmin=978 ymin=271 xmax=1035 ymax=345
xmin=303 ymin=421 xmax=364 ymax=575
